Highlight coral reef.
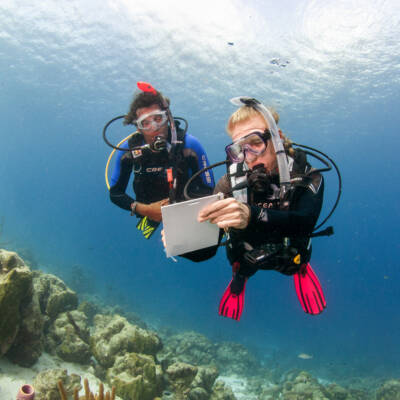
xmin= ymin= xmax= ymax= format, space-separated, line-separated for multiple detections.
xmin=214 ymin=341 xmax=260 ymax=376
xmin=281 ymin=371 xmax=329 ymax=399
xmin=106 ymin=352 xmax=163 ymax=400
xmin=46 ymin=310 xmax=91 ymax=364
xmin=159 ymin=331 xmax=260 ymax=377
xmin=376 ymin=379 xmax=400 ymax=400
xmin=165 ymin=362 xmax=198 ymax=397
xmin=252 ymin=370 xmax=372 ymax=400
xmin=165 ymin=362 xmax=220 ymax=400
xmin=90 ymin=314 xmax=162 ymax=369
xmin=2 ymin=248 xmax=398 ymax=400
xmin=159 ymin=331 xmax=216 ymax=368
xmin=0 ymin=249 xmax=43 ymax=366
xmin=209 ymin=381 xmax=236 ymax=400
xmin=34 ymin=368 xmax=81 ymax=400
xmin=33 ymin=270 xmax=78 ymax=321
xmin=6 ymin=284 xmax=44 ymax=366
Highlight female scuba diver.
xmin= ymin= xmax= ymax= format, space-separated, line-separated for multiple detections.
xmin=180 ymin=97 xmax=341 ymax=321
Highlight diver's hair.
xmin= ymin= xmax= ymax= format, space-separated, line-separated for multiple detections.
xmin=226 ymin=105 xmax=295 ymax=156
xmin=226 ymin=105 xmax=279 ymax=134
xmin=282 ymin=135 xmax=295 ymax=157
xmin=124 ymin=91 xmax=170 ymax=126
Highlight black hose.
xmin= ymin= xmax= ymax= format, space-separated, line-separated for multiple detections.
xmin=102 ymin=115 xmax=189 ymax=151
xmin=184 ymin=160 xmax=229 ymax=200
xmin=102 ymin=115 xmax=130 ymax=151
xmin=293 ymin=143 xmax=342 ymax=231
xmin=184 ymin=144 xmax=342 ymax=232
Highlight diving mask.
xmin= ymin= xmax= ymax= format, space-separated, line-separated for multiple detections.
xmin=135 ymin=110 xmax=168 ymax=131
xmin=225 ymin=130 xmax=271 ymax=163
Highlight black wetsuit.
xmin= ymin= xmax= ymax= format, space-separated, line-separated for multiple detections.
xmin=109 ymin=130 xmax=215 ymax=214
xmin=183 ymin=150 xmax=324 ymax=278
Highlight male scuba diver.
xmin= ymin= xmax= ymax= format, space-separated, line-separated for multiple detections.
xmin=181 ymin=97 xmax=340 ymax=320
xmin=104 ymin=82 xmax=215 ymax=239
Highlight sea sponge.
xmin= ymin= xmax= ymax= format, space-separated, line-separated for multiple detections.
xmin=58 ymin=377 xmax=116 ymax=400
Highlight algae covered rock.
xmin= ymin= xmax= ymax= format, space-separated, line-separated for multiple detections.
xmin=325 ymin=382 xmax=357 ymax=400
xmin=90 ymin=314 xmax=162 ymax=368
xmin=282 ymin=371 xmax=329 ymax=400
xmin=46 ymin=310 xmax=91 ymax=364
xmin=33 ymin=270 xmax=78 ymax=320
xmin=256 ymin=381 xmax=281 ymax=400
xmin=210 ymin=380 xmax=237 ymax=400
xmin=191 ymin=365 xmax=219 ymax=393
xmin=165 ymin=362 xmax=198 ymax=398
xmin=0 ymin=249 xmax=25 ymax=270
xmin=6 ymin=287 xmax=44 ymax=366
xmin=34 ymin=368 xmax=81 ymax=400
xmin=164 ymin=362 xmax=219 ymax=400
xmin=160 ymin=331 xmax=217 ymax=368
xmin=376 ymin=379 xmax=400 ymax=400
xmin=0 ymin=249 xmax=33 ymax=357
xmin=78 ymin=300 xmax=101 ymax=325
xmin=106 ymin=352 xmax=163 ymax=400
xmin=215 ymin=341 xmax=260 ymax=376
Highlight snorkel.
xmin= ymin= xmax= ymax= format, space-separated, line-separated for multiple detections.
xmin=230 ymin=97 xmax=291 ymax=200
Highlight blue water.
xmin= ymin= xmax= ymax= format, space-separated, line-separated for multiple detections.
xmin=1 ymin=0 xmax=400 ymax=381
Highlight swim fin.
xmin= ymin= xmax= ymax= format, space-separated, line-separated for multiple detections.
xmin=294 ymin=263 xmax=326 ymax=315
xmin=136 ymin=216 xmax=159 ymax=239
xmin=219 ymin=277 xmax=247 ymax=321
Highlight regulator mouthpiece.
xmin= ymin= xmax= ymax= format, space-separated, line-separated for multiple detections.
xmin=152 ymin=136 xmax=167 ymax=152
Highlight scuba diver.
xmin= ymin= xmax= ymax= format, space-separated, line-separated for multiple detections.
xmin=104 ymin=82 xmax=215 ymax=239
xmin=178 ymin=96 xmax=341 ymax=320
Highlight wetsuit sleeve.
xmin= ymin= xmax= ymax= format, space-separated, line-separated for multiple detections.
xmin=109 ymin=145 xmax=136 ymax=211
xmin=248 ymin=174 xmax=324 ymax=236
xmin=183 ymin=134 xmax=215 ymax=198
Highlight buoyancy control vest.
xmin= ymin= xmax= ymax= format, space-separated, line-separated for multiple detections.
xmin=226 ymin=148 xmax=322 ymax=275
xmin=128 ymin=125 xmax=188 ymax=204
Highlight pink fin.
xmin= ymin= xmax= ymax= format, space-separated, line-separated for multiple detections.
xmin=294 ymin=263 xmax=326 ymax=315
xmin=219 ymin=279 xmax=246 ymax=321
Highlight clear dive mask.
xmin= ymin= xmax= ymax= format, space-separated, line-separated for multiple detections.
xmin=225 ymin=130 xmax=271 ymax=163
xmin=135 ymin=110 xmax=168 ymax=131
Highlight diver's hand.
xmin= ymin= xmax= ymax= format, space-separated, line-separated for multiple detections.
xmin=161 ymin=229 xmax=166 ymax=249
xmin=198 ymin=197 xmax=250 ymax=230
xmin=136 ymin=198 xmax=169 ymax=222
